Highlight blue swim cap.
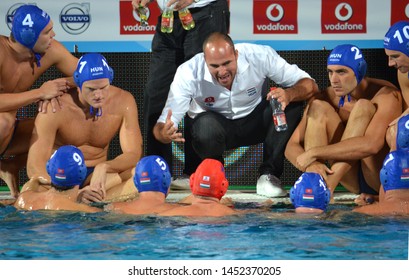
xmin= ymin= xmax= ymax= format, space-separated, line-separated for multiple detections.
xmin=327 ymin=44 xmax=367 ymax=85
xmin=133 ymin=155 xmax=171 ymax=196
xmin=380 ymin=149 xmax=409 ymax=191
xmin=384 ymin=21 xmax=409 ymax=56
xmin=46 ymin=145 xmax=87 ymax=189
xmin=397 ymin=114 xmax=409 ymax=149
xmin=290 ymin=172 xmax=331 ymax=211
xmin=74 ymin=53 xmax=114 ymax=90
xmin=12 ymin=5 xmax=50 ymax=49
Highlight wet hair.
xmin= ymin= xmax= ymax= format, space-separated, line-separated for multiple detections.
xmin=202 ymin=32 xmax=235 ymax=53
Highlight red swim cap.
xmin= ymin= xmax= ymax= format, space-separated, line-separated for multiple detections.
xmin=190 ymin=159 xmax=229 ymax=200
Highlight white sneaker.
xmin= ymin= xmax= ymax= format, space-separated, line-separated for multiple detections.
xmin=256 ymin=174 xmax=287 ymax=197
xmin=170 ymin=174 xmax=190 ymax=190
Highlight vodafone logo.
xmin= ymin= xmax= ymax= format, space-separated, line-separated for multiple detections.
xmin=120 ymin=0 xmax=160 ymax=34
xmin=334 ymin=3 xmax=353 ymax=21
xmin=266 ymin=4 xmax=284 ymax=22
xmin=321 ymin=0 xmax=366 ymax=33
xmin=253 ymin=0 xmax=298 ymax=34
xmin=390 ymin=0 xmax=409 ymax=24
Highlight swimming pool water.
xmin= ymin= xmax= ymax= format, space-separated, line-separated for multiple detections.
xmin=0 ymin=204 xmax=408 ymax=260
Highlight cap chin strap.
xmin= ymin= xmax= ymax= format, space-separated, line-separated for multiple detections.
xmin=90 ymin=106 xmax=102 ymax=117
xmin=338 ymin=93 xmax=351 ymax=108
xmin=34 ymin=53 xmax=42 ymax=67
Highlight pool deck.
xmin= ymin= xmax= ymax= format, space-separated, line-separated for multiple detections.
xmin=0 ymin=189 xmax=359 ymax=205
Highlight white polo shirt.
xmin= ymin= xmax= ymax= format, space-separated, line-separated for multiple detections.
xmin=158 ymin=43 xmax=312 ymax=127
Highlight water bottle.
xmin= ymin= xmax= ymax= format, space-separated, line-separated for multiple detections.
xmin=270 ymin=87 xmax=288 ymax=132
xmin=178 ymin=8 xmax=195 ymax=30
xmin=160 ymin=8 xmax=174 ymax=33
xmin=137 ymin=5 xmax=148 ymax=27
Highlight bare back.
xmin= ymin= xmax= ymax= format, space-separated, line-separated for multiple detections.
xmin=159 ymin=199 xmax=237 ymax=217
xmin=109 ymin=199 xmax=177 ymax=215
xmin=14 ymin=189 xmax=101 ymax=213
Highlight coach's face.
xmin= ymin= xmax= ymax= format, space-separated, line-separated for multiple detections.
xmin=204 ymin=41 xmax=238 ymax=91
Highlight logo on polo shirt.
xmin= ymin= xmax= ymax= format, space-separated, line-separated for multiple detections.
xmin=253 ymin=0 xmax=298 ymax=34
xmin=204 ymin=96 xmax=215 ymax=107
xmin=321 ymin=0 xmax=366 ymax=34
xmin=391 ymin=0 xmax=409 ymax=24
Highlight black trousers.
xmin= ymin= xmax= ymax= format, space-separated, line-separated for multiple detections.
xmin=144 ymin=0 xmax=230 ymax=174
xmin=186 ymin=100 xmax=304 ymax=178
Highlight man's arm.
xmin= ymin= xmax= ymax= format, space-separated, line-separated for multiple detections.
xmin=0 ymin=78 xmax=69 ymax=113
xmin=26 ymin=106 xmax=59 ymax=180
xmin=153 ymin=109 xmax=185 ymax=144
xmin=303 ymin=87 xmax=402 ymax=163
xmin=398 ymin=70 xmax=409 ymax=111
xmin=50 ymin=40 xmax=79 ymax=78
xmin=268 ymin=78 xmax=319 ymax=110
xmin=92 ymin=91 xmax=143 ymax=181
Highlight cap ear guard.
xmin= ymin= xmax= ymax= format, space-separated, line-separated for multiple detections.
xmin=397 ymin=115 xmax=409 ymax=149
xmin=380 ymin=149 xmax=409 ymax=191
xmin=357 ymin=59 xmax=367 ymax=84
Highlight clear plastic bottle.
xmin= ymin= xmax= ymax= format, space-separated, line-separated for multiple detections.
xmin=160 ymin=8 xmax=174 ymax=33
xmin=138 ymin=5 xmax=148 ymax=27
xmin=270 ymin=87 xmax=288 ymax=132
xmin=178 ymin=8 xmax=195 ymax=30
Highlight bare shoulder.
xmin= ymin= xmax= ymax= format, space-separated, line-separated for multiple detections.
xmin=369 ymin=78 xmax=401 ymax=101
xmin=109 ymin=85 xmax=137 ymax=107
xmin=110 ymin=85 xmax=134 ymax=98
xmin=320 ymin=87 xmax=338 ymax=107
xmin=41 ymin=40 xmax=76 ymax=69
xmin=0 ymin=36 xmax=9 ymax=65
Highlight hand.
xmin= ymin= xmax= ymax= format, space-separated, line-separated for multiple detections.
xmin=296 ymin=149 xmax=316 ymax=172
xmin=268 ymin=87 xmax=290 ymax=110
xmin=39 ymin=78 xmax=69 ymax=100
xmin=89 ymin=163 xmax=108 ymax=197
xmin=38 ymin=96 xmax=63 ymax=113
xmin=158 ymin=110 xmax=185 ymax=144
xmin=167 ymin=0 xmax=195 ymax=10
xmin=77 ymin=185 xmax=105 ymax=204
xmin=305 ymin=162 xmax=333 ymax=183
xmin=132 ymin=0 xmax=153 ymax=9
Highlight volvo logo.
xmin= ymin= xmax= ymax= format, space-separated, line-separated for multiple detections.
xmin=5 ymin=2 xmax=32 ymax=31
xmin=266 ymin=4 xmax=284 ymax=22
xmin=60 ymin=3 xmax=91 ymax=35
xmin=335 ymin=2 xmax=353 ymax=22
